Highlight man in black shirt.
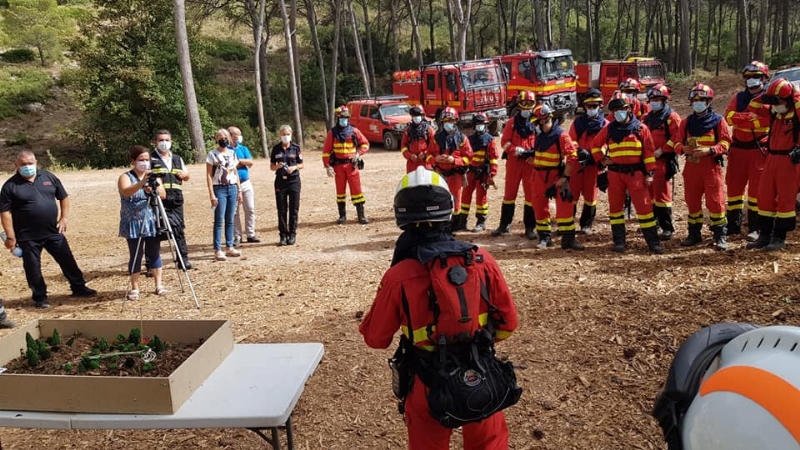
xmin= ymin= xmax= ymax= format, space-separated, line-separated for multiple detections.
xmin=0 ymin=151 xmax=96 ymax=308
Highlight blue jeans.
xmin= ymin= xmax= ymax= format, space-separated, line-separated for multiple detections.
xmin=213 ymin=185 xmax=239 ymax=250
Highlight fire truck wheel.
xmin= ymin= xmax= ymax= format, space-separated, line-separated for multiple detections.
xmin=489 ymin=120 xmax=500 ymax=137
xmin=383 ymin=131 xmax=399 ymax=151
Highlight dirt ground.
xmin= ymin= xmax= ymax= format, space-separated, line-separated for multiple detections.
xmin=0 ymin=72 xmax=799 ymax=449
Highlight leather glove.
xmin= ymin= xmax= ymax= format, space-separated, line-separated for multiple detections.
xmin=514 ymin=146 xmax=526 ymax=157
xmin=560 ymin=184 xmax=574 ymax=202
xmin=596 ymin=171 xmax=609 ymax=192
xmin=544 ymin=184 xmax=558 ymax=199
xmin=326 ymin=166 xmax=335 ymax=177
xmin=577 ymin=148 xmax=593 ymax=165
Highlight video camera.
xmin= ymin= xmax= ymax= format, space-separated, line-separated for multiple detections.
xmin=145 ymin=173 xmax=160 ymax=194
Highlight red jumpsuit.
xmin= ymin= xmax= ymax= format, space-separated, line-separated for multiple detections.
xmin=497 ymin=115 xmax=537 ymax=234
xmin=427 ymin=129 xmax=472 ymax=216
xmin=322 ymin=126 xmax=370 ymax=205
xmin=674 ymin=112 xmax=732 ymax=237
xmin=401 ymin=121 xmax=435 ymax=173
xmin=359 ymin=246 xmax=518 ymax=450
xmin=642 ymin=107 xmax=682 ymax=234
xmin=757 ymin=93 xmax=800 ymax=240
xmin=724 ymin=90 xmax=772 ymax=233
xmin=530 ymin=128 xmax=578 ymax=239
xmin=460 ymin=132 xmax=500 ymax=225
xmin=591 ymin=120 xmax=658 ymax=246
xmin=568 ymin=115 xmax=607 ymax=230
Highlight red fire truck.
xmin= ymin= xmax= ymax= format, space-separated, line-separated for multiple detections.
xmin=500 ymin=49 xmax=578 ymax=116
xmin=575 ymin=56 xmax=667 ymax=108
xmin=392 ymin=58 xmax=508 ymax=133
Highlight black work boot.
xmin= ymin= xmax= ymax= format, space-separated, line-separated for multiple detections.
xmin=656 ymin=206 xmax=675 ymax=241
xmin=747 ymin=220 xmax=773 ymax=249
xmin=746 ymin=209 xmax=760 ymax=242
xmin=561 ymin=231 xmax=585 ymax=251
xmin=523 ymin=205 xmax=537 ymax=240
xmin=356 ymin=204 xmax=369 ymax=224
xmin=491 ymin=203 xmax=514 ymax=236
xmin=611 ymin=224 xmax=626 ymax=253
xmin=473 ymin=214 xmax=487 ymax=233
xmin=726 ymin=209 xmax=742 ymax=236
xmin=336 ymin=203 xmax=347 ymax=224
xmin=680 ymin=224 xmax=703 ymax=247
xmin=536 ymin=231 xmax=553 ymax=249
xmin=765 ymin=229 xmax=787 ymax=251
xmin=578 ymin=204 xmax=596 ymax=234
xmin=712 ymin=225 xmax=728 ymax=251
xmin=451 ymin=213 xmax=467 ymax=232
xmin=642 ymin=227 xmax=664 ymax=254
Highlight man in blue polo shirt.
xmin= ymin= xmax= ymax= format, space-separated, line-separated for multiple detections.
xmin=229 ymin=126 xmax=260 ymax=245
xmin=0 ymin=151 xmax=96 ymax=308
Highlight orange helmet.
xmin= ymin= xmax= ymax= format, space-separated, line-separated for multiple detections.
xmin=761 ymin=78 xmax=797 ymax=105
xmin=334 ymin=105 xmax=350 ymax=118
xmin=529 ymin=104 xmax=554 ymax=123
xmin=518 ymin=91 xmax=536 ymax=108
xmin=648 ymin=83 xmax=672 ymax=100
xmin=741 ymin=61 xmax=769 ymax=78
xmin=440 ymin=106 xmax=459 ymax=122
xmin=688 ymin=83 xmax=715 ymax=101
xmin=619 ymin=78 xmax=642 ymax=92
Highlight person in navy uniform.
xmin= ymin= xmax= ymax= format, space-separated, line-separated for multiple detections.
xmin=270 ymin=125 xmax=304 ymax=246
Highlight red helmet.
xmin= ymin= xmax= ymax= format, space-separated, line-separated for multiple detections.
xmin=608 ymin=92 xmax=632 ymax=111
xmin=334 ymin=105 xmax=350 ymax=118
xmin=741 ymin=61 xmax=770 ymax=78
xmin=648 ymin=83 xmax=671 ymax=100
xmin=688 ymin=83 xmax=715 ymax=101
xmin=440 ymin=106 xmax=459 ymax=122
xmin=518 ymin=91 xmax=536 ymax=108
xmin=619 ymin=78 xmax=642 ymax=92
xmin=529 ymin=104 xmax=553 ymax=123
xmin=761 ymin=78 xmax=797 ymax=105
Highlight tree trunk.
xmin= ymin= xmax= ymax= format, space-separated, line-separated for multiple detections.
xmin=405 ymin=0 xmax=424 ymax=67
xmin=360 ymin=0 xmax=376 ymax=93
xmin=329 ymin=0 xmax=343 ymax=128
xmin=691 ymin=0 xmax=699 ymax=70
xmin=279 ymin=0 xmax=303 ymax=149
xmin=753 ymin=0 xmax=767 ymax=61
xmin=678 ymin=0 xmax=691 ymax=75
xmin=446 ymin=0 xmax=456 ymax=60
xmin=428 ymin=0 xmax=436 ymax=62
xmin=545 ymin=0 xmax=553 ymax=49
xmin=586 ymin=0 xmax=594 ymax=61
xmin=498 ymin=0 xmax=506 ymax=54
xmin=779 ymin=0 xmax=789 ymax=51
xmin=632 ymin=0 xmax=640 ymax=53
xmin=449 ymin=0 xmax=472 ymax=60
xmin=390 ymin=0 xmax=400 ymax=72
xmin=347 ymin=0 xmax=370 ymax=95
xmin=173 ymin=0 xmax=206 ymax=162
xmin=290 ymin=0 xmax=302 ymax=118
xmin=559 ymin=0 xmax=566 ymax=48
xmin=304 ymin=0 xmax=329 ymax=141
xmin=244 ymin=0 xmax=271 ymax=156
xmin=592 ymin=0 xmax=601 ymax=60
xmin=703 ymin=0 xmax=714 ymax=70
xmin=665 ymin=0 xmax=674 ymax=71
xmin=737 ymin=0 xmax=750 ymax=67
xmin=715 ymin=0 xmax=723 ymax=76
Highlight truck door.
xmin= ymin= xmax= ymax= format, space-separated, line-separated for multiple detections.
xmin=444 ymin=68 xmax=459 ymax=107
xmin=601 ymin=64 xmax=620 ymax=99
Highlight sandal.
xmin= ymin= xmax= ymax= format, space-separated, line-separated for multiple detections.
xmin=126 ymin=289 xmax=140 ymax=301
xmin=155 ymin=286 xmax=168 ymax=296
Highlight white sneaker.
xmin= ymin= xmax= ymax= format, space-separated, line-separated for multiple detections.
xmin=215 ymin=250 xmax=227 ymax=261
xmin=226 ymin=247 xmax=241 ymax=257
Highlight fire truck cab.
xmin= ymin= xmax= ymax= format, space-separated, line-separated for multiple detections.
xmin=500 ymin=49 xmax=578 ymax=116
xmin=392 ymin=59 xmax=508 ymax=133
xmin=576 ymin=57 xmax=667 ymax=110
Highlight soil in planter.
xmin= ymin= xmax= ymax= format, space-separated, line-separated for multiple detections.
xmin=3 ymin=329 xmax=201 ymax=377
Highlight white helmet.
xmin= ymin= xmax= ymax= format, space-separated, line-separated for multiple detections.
xmin=393 ymin=166 xmax=453 ymax=228
xmin=656 ymin=325 xmax=800 ymax=450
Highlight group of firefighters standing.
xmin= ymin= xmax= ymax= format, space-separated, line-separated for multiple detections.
xmin=322 ymin=60 xmax=800 ymax=253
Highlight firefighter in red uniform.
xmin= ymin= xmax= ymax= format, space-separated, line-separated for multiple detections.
xmin=460 ymin=113 xmax=500 ymax=232
xmin=526 ymin=104 xmax=583 ymax=250
xmin=427 ymin=107 xmax=472 ymax=231
xmin=674 ymin=84 xmax=732 ymax=251
xmin=493 ymin=91 xmax=537 ymax=239
xmin=747 ymin=78 xmax=800 ymax=251
xmin=591 ymin=97 xmax=663 ymax=254
xmin=400 ymin=105 xmax=434 ymax=173
xmin=724 ymin=61 xmax=772 ymax=241
xmin=568 ymin=88 xmax=607 ymax=234
xmin=359 ymin=167 xmax=518 ymax=450
xmin=642 ymin=83 xmax=682 ymax=241
xmin=620 ymin=78 xmax=651 ymax=119
xmin=322 ymin=105 xmax=370 ymax=224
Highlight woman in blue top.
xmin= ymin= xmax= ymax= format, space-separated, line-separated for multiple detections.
xmin=118 ymin=145 xmax=167 ymax=300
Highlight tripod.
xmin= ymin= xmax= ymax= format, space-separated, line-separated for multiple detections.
xmin=128 ymin=184 xmax=200 ymax=309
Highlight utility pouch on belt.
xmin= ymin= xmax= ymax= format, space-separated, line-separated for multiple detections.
xmin=791 ymin=147 xmax=800 ymax=165
xmin=389 ymin=335 xmax=415 ymax=413
xmin=663 ymin=153 xmax=679 ymax=182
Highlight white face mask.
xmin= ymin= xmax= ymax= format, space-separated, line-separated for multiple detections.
xmin=412 ymin=116 xmax=423 ymax=124
xmin=236 ymin=136 xmax=243 ymax=144
xmin=475 ymin=124 xmax=486 ymax=133
xmin=280 ymin=135 xmax=292 ymax=144
xmin=614 ymin=110 xmax=629 ymax=123
xmin=156 ymin=140 xmax=171 ymax=153
xmin=443 ymin=122 xmax=456 ymax=132
xmin=746 ymin=78 xmax=763 ymax=89
xmin=135 ymin=160 xmax=150 ymax=171
xmin=520 ymin=110 xmax=532 ymax=119
xmin=772 ymin=104 xmax=789 ymax=114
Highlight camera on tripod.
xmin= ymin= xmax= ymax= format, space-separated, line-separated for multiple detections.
xmin=145 ymin=173 xmax=160 ymax=195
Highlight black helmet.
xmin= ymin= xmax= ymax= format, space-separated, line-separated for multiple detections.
xmin=472 ymin=112 xmax=488 ymax=125
xmin=583 ymin=88 xmax=603 ymax=105
xmin=394 ymin=167 xmax=453 ymax=228
xmin=410 ymin=105 xmax=424 ymax=117
xmin=608 ymin=96 xmax=631 ymax=111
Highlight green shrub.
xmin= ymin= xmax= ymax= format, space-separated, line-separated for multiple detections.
xmin=210 ymin=39 xmax=250 ymax=62
xmin=0 ymin=66 xmax=52 ymax=119
xmin=1 ymin=48 xmax=35 ymax=63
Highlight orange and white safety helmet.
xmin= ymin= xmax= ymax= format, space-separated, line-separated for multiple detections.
xmin=619 ymin=78 xmax=642 ymax=93
xmin=440 ymin=106 xmax=459 ymax=122
xmin=334 ymin=105 xmax=350 ymax=118
xmin=741 ymin=61 xmax=770 ymax=79
xmin=518 ymin=91 xmax=536 ymax=109
xmin=648 ymin=83 xmax=671 ymax=100
xmin=761 ymin=78 xmax=797 ymax=105
xmin=528 ymin=104 xmax=553 ymax=123
xmin=688 ymin=83 xmax=715 ymax=101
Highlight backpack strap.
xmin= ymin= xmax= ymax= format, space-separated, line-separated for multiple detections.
xmin=401 ymin=286 xmax=414 ymax=345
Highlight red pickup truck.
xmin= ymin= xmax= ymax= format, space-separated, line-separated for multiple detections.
xmin=345 ymin=96 xmax=412 ymax=150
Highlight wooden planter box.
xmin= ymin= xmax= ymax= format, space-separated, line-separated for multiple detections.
xmin=0 ymin=319 xmax=234 ymax=415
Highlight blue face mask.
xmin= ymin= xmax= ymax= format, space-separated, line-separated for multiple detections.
xmin=412 ymin=116 xmax=422 ymax=124
xmin=338 ymin=118 xmax=349 ymax=127
xmin=614 ymin=110 xmax=629 ymax=123
xmin=443 ymin=122 xmax=456 ymax=132
xmin=650 ymin=101 xmax=663 ymax=112
xmin=18 ymin=164 xmax=36 ymax=178
xmin=520 ymin=110 xmax=532 ymax=119
xmin=586 ymin=107 xmax=600 ymax=118
xmin=692 ymin=101 xmax=708 ymax=114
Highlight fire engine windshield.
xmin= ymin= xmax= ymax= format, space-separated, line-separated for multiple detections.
xmin=637 ymin=63 xmax=666 ymax=81
xmin=533 ymin=55 xmax=575 ymax=81
xmin=461 ymin=67 xmax=504 ymax=88
xmin=380 ymin=103 xmax=410 ymax=117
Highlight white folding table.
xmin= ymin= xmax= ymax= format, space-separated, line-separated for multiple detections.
xmin=0 ymin=343 xmax=325 ymax=450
